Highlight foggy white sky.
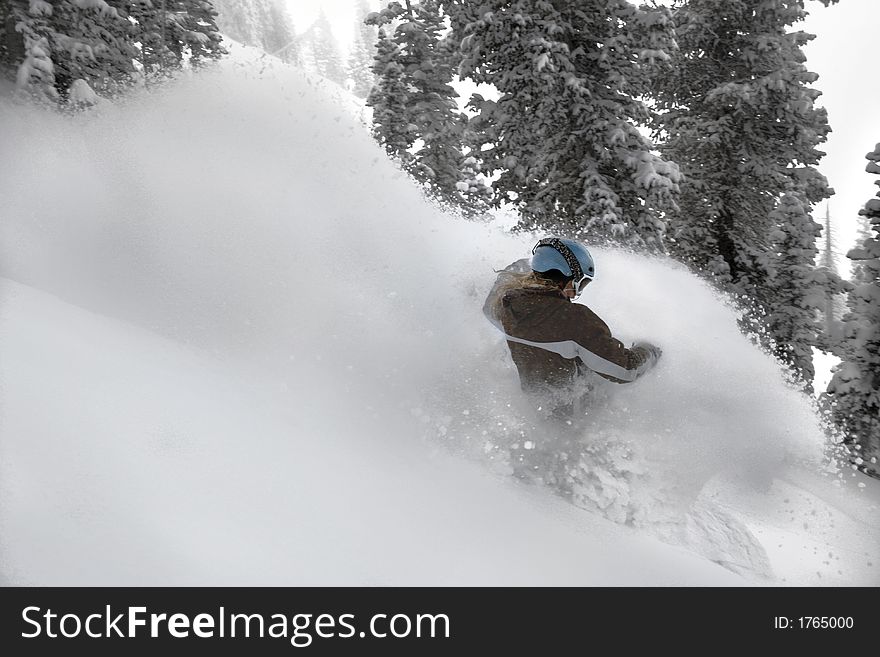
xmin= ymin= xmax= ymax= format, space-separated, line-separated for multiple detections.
xmin=286 ymin=0 xmax=880 ymax=259
xmin=801 ymin=0 xmax=879 ymax=259
xmin=286 ymin=0 xmax=379 ymax=41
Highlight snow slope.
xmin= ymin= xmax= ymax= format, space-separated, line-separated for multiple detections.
xmin=0 ymin=53 xmax=877 ymax=586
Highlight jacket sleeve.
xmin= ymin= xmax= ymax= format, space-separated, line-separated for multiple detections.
xmin=565 ymin=304 xmax=659 ymax=384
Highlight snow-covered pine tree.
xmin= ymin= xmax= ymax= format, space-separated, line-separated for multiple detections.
xmin=302 ymin=9 xmax=346 ymax=85
xmin=4 ymin=0 xmax=225 ymax=102
xmin=141 ymin=1 xmax=225 ymax=70
xmin=817 ymin=204 xmax=847 ymax=345
xmin=762 ymin=193 xmax=846 ymax=393
xmin=823 ymin=143 xmax=880 ymax=476
xmin=456 ymin=153 xmax=493 ymax=215
xmin=212 ymin=0 xmax=297 ymax=62
xmin=0 ymin=2 xmax=19 ymax=76
xmin=165 ymin=0 xmax=226 ymax=66
xmin=387 ymin=1 xmax=463 ymax=208
xmin=211 ymin=0 xmax=260 ymax=45
xmin=651 ymin=0 xmax=833 ymax=297
xmin=51 ymin=1 xmax=138 ymax=97
xmin=127 ymin=0 xmax=170 ymax=75
xmin=366 ymin=26 xmax=412 ymax=164
xmin=445 ymin=0 xmax=680 ymax=248
xmin=849 ymin=206 xmax=877 ymax=288
xmin=348 ymin=0 xmax=377 ymax=98
xmin=2 ymin=0 xmax=137 ymax=102
xmin=262 ymin=0 xmax=297 ymax=63
xmin=130 ymin=1 xmax=226 ymax=76
xmin=2 ymin=0 xmax=58 ymax=101
xmin=367 ymin=1 xmax=490 ymax=216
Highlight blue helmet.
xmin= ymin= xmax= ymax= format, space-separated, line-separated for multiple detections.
xmin=531 ymin=237 xmax=595 ymax=297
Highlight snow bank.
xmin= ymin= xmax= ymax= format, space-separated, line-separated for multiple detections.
xmin=1 ymin=278 xmax=743 ymax=585
xmin=0 ymin=53 xmax=876 ymax=585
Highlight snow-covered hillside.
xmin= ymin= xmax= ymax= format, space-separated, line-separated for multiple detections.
xmin=0 ymin=53 xmax=877 ymax=586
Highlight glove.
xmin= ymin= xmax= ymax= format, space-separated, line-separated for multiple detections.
xmin=633 ymin=341 xmax=662 ymax=363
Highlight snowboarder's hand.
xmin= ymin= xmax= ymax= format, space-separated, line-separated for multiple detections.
xmin=634 ymin=341 xmax=662 ymax=362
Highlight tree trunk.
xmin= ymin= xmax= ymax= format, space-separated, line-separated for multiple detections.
xmin=715 ymin=207 xmax=738 ymax=281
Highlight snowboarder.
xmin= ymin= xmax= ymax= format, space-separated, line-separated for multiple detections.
xmin=484 ymin=237 xmax=662 ymax=421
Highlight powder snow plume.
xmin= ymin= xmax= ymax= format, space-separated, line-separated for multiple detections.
xmin=0 ymin=48 xmax=877 ymax=585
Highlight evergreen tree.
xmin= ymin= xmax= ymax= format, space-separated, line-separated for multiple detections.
xmin=3 ymin=0 xmax=225 ymax=103
xmin=0 ymin=2 xmax=14 ymax=71
xmin=366 ymin=26 xmax=412 ymax=164
xmin=263 ymin=0 xmax=298 ymax=63
xmin=167 ymin=0 xmax=226 ymax=67
xmin=762 ymin=194 xmax=845 ymax=392
xmin=823 ymin=143 xmax=880 ymax=476
xmin=211 ymin=0 xmax=260 ymax=45
xmin=2 ymin=0 xmax=138 ymax=102
xmin=445 ymin=0 xmax=680 ymax=247
xmin=46 ymin=1 xmax=136 ymax=97
xmin=212 ymin=0 xmax=297 ymax=62
xmin=651 ymin=0 xmax=833 ymax=293
xmin=303 ymin=9 xmax=346 ymax=85
xmin=367 ymin=1 xmax=491 ymax=215
xmin=2 ymin=0 xmax=58 ymax=102
xmin=456 ymin=153 xmax=493 ymax=215
xmin=347 ymin=0 xmax=377 ymax=98
xmin=129 ymin=1 xmax=225 ymax=76
xmin=128 ymin=0 xmax=170 ymax=74
xmin=817 ymin=204 xmax=847 ymax=344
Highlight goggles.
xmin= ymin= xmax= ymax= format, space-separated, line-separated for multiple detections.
xmin=572 ymin=274 xmax=591 ymax=298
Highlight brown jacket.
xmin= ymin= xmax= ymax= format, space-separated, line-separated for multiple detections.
xmin=483 ymin=259 xmax=657 ymax=396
